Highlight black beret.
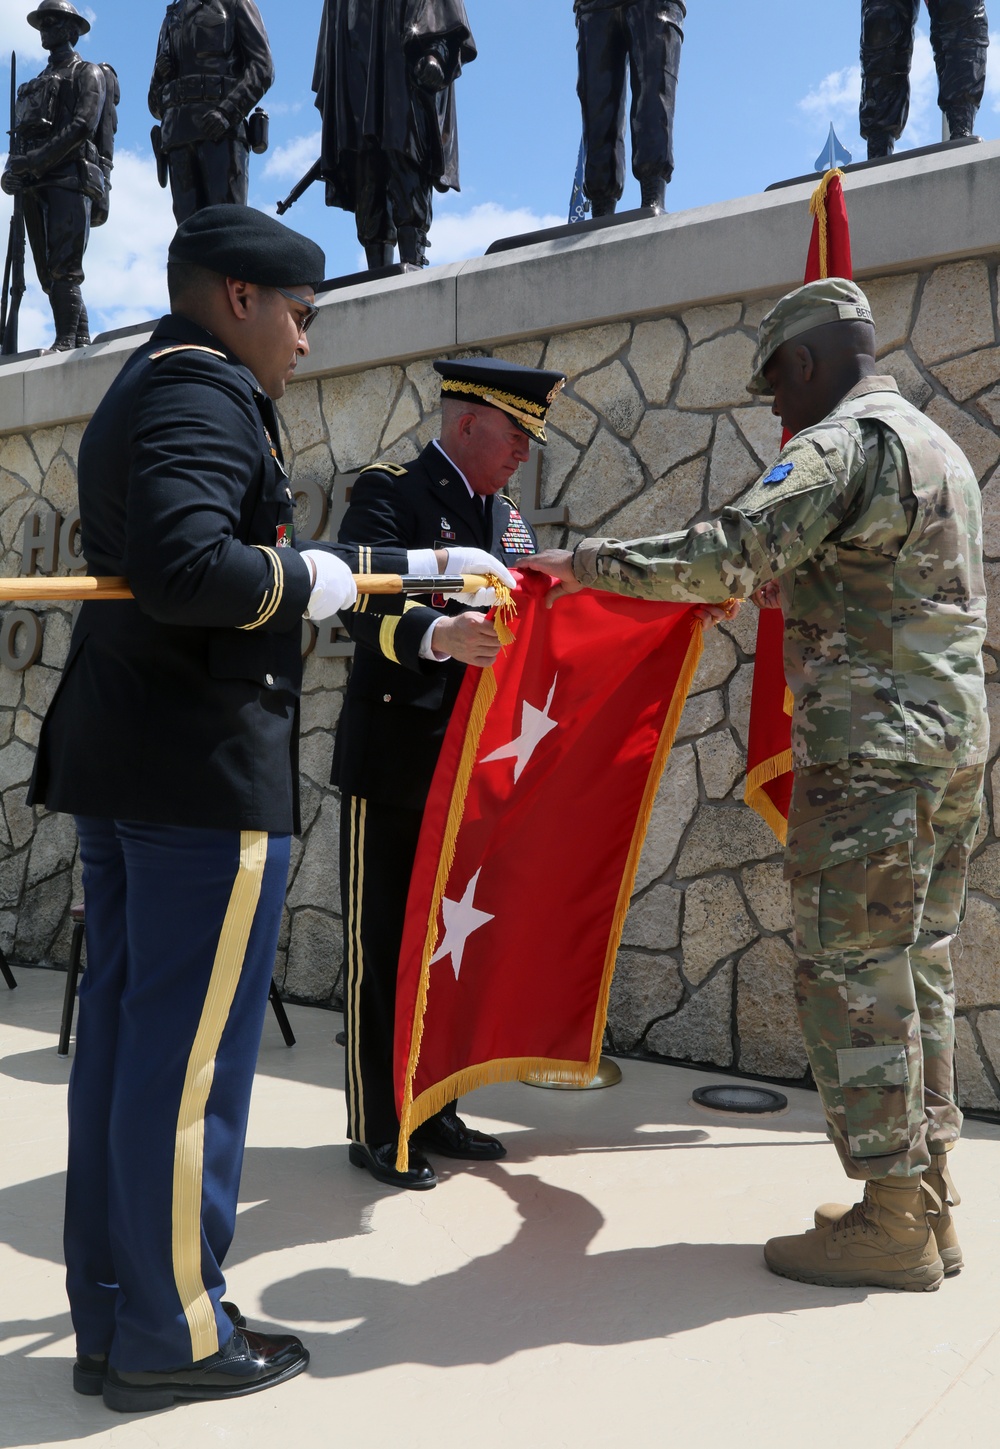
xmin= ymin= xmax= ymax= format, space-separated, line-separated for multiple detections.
xmin=167 ymin=205 xmax=325 ymax=288
xmin=434 ymin=357 xmax=566 ymax=443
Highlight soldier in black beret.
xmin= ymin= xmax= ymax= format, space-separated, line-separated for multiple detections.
xmin=333 ymin=356 xmax=563 ymax=1190
xmin=28 ymin=205 xmax=503 ymax=1412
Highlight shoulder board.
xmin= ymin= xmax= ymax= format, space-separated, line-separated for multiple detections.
xmin=359 ymin=461 xmax=409 ymax=477
xmin=148 ymin=344 xmax=228 ymax=362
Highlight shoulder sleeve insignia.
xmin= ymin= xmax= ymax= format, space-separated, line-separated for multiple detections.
xmin=148 ymin=344 xmax=228 ymax=362
xmin=762 ymin=461 xmax=795 ymax=485
xmin=359 ymin=461 xmax=408 ymax=477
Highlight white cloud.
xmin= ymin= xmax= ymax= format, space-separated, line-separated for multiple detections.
xmin=0 ymin=1 xmax=44 ymax=62
xmin=263 ymin=130 xmax=321 ymax=180
xmin=428 ymin=202 xmax=566 ymax=264
xmin=798 ymin=63 xmax=862 ymax=122
xmin=0 ymin=149 xmax=173 ymax=350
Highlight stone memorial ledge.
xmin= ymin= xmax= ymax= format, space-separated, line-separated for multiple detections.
xmin=0 ymin=139 xmax=999 ymax=434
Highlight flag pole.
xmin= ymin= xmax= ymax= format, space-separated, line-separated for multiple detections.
xmin=0 ymin=573 xmax=492 ymax=603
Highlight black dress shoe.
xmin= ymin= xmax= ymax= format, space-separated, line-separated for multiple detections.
xmin=102 ymin=1328 xmax=308 ymax=1413
xmin=348 ymin=1140 xmax=438 ymax=1190
xmin=74 ymin=1300 xmax=247 ymax=1396
xmin=410 ymin=1109 xmax=507 ymax=1161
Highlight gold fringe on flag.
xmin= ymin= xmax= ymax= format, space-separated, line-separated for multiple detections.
xmin=743 ymin=748 xmax=794 ymax=846
xmin=808 ymin=168 xmax=843 ymax=280
xmin=395 ymin=615 xmax=705 ymax=1169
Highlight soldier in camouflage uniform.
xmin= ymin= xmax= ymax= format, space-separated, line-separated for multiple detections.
xmin=521 ymin=277 xmax=988 ymax=1293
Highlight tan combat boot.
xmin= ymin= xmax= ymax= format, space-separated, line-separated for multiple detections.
xmin=813 ymin=1153 xmax=962 ymax=1275
xmin=764 ymin=1176 xmax=944 ymax=1291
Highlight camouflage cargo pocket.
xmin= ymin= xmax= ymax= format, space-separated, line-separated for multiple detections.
xmin=785 ymin=789 xmax=917 ymax=956
xmin=837 ymin=1044 xmax=911 ymax=1158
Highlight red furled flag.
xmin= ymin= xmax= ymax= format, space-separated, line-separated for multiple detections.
xmin=393 ymin=571 xmax=702 ymax=1167
xmin=743 ymin=169 xmax=854 ymax=841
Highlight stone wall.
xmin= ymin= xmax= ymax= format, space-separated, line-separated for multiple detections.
xmin=3 ymin=159 xmax=1000 ymax=1106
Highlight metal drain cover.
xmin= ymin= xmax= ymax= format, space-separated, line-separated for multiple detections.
xmin=691 ymin=1084 xmax=788 ymax=1116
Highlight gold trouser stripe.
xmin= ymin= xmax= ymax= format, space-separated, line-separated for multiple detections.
xmin=346 ymin=798 xmax=367 ymax=1142
xmin=172 ymin=830 xmax=269 ymax=1362
xmin=379 ymin=615 xmax=401 ymax=663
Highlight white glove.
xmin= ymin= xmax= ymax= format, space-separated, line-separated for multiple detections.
xmin=301 ymin=549 xmax=358 ymax=620
xmin=444 ymin=547 xmax=516 ymax=590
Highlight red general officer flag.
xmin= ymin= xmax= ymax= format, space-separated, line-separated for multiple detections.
xmin=744 ymin=168 xmax=853 ymax=842
xmin=393 ymin=570 xmax=702 ymax=1167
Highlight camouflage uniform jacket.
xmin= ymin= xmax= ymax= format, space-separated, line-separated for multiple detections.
xmin=574 ymin=376 xmax=988 ymax=769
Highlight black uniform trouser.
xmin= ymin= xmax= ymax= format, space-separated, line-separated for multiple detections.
xmin=860 ymin=0 xmax=989 ymax=142
xmin=340 ymin=794 xmax=423 ymax=1144
xmin=165 ymin=133 xmax=250 ymax=225
xmin=576 ymin=1 xmax=685 ymax=206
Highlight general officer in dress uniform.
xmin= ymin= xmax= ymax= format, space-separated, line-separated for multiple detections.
xmin=27 ymin=205 xmax=479 ymax=1413
xmin=522 ymin=279 xmax=987 ymax=1294
xmin=148 ymin=0 xmax=274 ymax=223
xmin=860 ymin=0 xmax=989 ymax=158
xmin=333 ymin=357 xmax=565 ymax=1189
xmin=574 ymin=0 xmax=686 ymax=216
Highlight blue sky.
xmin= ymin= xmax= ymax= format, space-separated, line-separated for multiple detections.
xmin=0 ymin=0 xmax=997 ymax=348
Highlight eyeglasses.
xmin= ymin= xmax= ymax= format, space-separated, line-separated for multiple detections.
xmin=273 ymin=285 xmax=319 ymax=334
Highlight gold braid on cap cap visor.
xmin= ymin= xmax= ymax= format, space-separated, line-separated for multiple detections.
xmin=439 ymin=378 xmax=555 ymax=440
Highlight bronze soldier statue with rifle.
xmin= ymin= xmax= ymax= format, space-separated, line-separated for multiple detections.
xmin=148 ymin=0 xmax=274 ymax=225
xmin=279 ymin=0 xmax=476 ymax=272
xmin=1 ymin=0 xmax=117 ymax=353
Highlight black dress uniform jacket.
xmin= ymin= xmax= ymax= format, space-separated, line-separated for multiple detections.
xmin=332 ymin=441 xmax=536 ymax=811
xmin=30 ymin=313 xmax=406 ymax=834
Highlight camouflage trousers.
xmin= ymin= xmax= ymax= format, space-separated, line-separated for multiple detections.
xmin=785 ymin=759 xmax=984 ymax=1181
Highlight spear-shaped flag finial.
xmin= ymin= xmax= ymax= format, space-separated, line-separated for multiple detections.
xmin=814 ymin=124 xmax=852 ymax=174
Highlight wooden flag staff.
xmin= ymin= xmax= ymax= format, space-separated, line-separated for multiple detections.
xmin=0 ymin=573 xmax=492 ymax=604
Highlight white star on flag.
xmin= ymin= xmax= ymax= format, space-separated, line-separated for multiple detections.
xmin=481 ymin=676 xmax=559 ymax=783
xmin=430 ymin=868 xmax=495 ymax=981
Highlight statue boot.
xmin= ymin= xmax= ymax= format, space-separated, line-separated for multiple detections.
xmin=866 ymin=133 xmax=895 ymax=159
xmin=590 ymin=197 xmax=617 ymax=218
xmin=364 ymin=243 xmax=396 ymax=269
xmin=943 ymin=102 xmax=977 ymax=139
xmin=396 ymin=226 xmax=428 ymax=270
xmin=640 ymin=178 xmax=666 ymax=214
xmin=764 ymin=1176 xmax=944 ymax=1291
xmin=814 ymin=1151 xmax=962 ymax=1276
xmin=45 ymin=282 xmax=85 ymax=352
xmin=76 ymin=301 xmax=91 ymax=348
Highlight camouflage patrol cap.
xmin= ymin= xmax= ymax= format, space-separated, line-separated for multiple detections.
xmin=747 ymin=278 xmax=875 ymax=395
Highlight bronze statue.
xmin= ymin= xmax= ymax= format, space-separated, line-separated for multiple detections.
xmin=1 ymin=0 xmax=117 ymax=352
xmin=148 ymin=0 xmax=274 ymax=224
xmin=574 ymin=0 xmax=686 ymax=217
xmin=861 ymin=0 xmax=989 ymax=158
xmin=309 ymin=0 xmax=477 ymax=270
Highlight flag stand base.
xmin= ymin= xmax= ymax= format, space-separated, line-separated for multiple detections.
xmin=522 ymin=1055 xmax=623 ymax=1090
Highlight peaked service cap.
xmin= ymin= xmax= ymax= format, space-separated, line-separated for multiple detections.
xmin=434 ymin=356 xmax=566 ymax=443
xmin=167 ymin=205 xmax=326 ymax=289
xmin=747 ymin=277 xmax=875 ymax=395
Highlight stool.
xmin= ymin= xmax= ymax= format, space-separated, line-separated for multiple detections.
xmin=57 ymin=902 xmax=296 ymax=1056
